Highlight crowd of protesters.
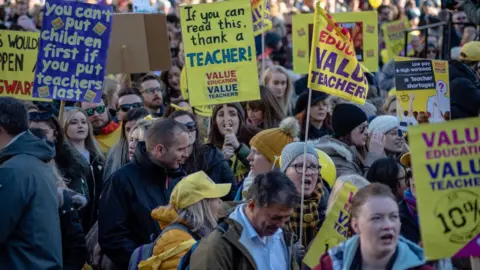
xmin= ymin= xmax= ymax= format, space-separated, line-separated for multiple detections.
xmin=1 ymin=0 xmax=480 ymax=269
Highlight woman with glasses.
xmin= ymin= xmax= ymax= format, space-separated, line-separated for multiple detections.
xmin=168 ymin=110 xmax=237 ymax=200
xmin=314 ymin=103 xmax=385 ymax=177
xmin=63 ymin=108 xmax=106 ymax=231
xmin=280 ymin=142 xmax=329 ymax=248
xmin=366 ymin=157 xmax=410 ymax=202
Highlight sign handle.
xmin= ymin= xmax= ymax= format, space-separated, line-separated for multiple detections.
xmin=58 ymin=100 xmax=66 ymax=123
xmin=121 ymin=45 xmax=132 ymax=88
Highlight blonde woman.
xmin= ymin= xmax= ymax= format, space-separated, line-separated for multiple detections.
xmin=260 ymin=65 xmax=295 ymax=116
xmin=63 ymin=108 xmax=105 ymax=231
xmin=127 ymin=119 xmax=153 ymax=160
xmin=326 ymin=174 xmax=370 ymax=214
xmin=138 ymin=171 xmax=230 ymax=270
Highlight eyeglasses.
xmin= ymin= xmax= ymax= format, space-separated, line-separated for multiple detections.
xmin=289 ymin=163 xmax=321 ymax=174
xmin=184 ymin=121 xmax=197 ymax=132
xmin=118 ymin=102 xmax=143 ymax=113
xmin=141 ymin=87 xmax=163 ymax=95
xmin=85 ymin=105 xmax=106 ymax=117
xmin=398 ymin=169 xmax=412 ymax=185
xmin=29 ymin=111 xmax=54 ymax=121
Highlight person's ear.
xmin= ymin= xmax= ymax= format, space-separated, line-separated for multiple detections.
xmin=247 ymin=199 xmax=256 ymax=212
xmin=351 ymin=217 xmax=361 ymax=234
xmin=155 ymin=143 xmax=165 ymax=155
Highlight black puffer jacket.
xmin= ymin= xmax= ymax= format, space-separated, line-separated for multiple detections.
xmin=82 ymin=153 xmax=104 ymax=233
xmin=449 ymin=60 xmax=480 ymax=119
xmin=98 ymin=142 xmax=186 ymax=270
xmin=58 ymin=189 xmax=88 ymax=270
xmin=181 ymin=144 xmax=237 ymax=200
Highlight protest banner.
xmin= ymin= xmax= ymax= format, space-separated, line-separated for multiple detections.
xmin=106 ymin=13 xmax=171 ymax=74
xmin=293 ymin=11 xmax=378 ymax=74
xmin=307 ymin=5 xmax=370 ymax=105
xmin=381 ymin=19 xmax=413 ymax=61
xmin=394 ymin=58 xmax=450 ymax=132
xmin=180 ymin=0 xmax=260 ymax=107
xmin=181 ymin=67 xmax=214 ymax=117
xmin=33 ymin=0 xmax=113 ymax=103
xmin=251 ymin=0 xmax=272 ymax=36
xmin=0 ymin=30 xmax=49 ymax=101
xmin=409 ymin=118 xmax=480 ymax=260
xmin=303 ymin=182 xmax=358 ymax=267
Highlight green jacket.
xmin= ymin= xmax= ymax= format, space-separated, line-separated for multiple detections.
xmin=190 ymin=217 xmax=300 ymax=270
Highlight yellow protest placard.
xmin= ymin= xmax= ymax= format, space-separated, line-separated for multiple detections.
xmin=394 ymin=58 xmax=450 ymax=133
xmin=180 ymin=67 xmax=214 ymax=117
xmin=251 ymin=0 xmax=272 ymax=36
xmin=0 ymin=30 xmax=50 ymax=101
xmin=180 ymin=0 xmax=260 ymax=107
xmin=293 ymin=11 xmax=378 ymax=74
xmin=303 ymin=182 xmax=358 ymax=267
xmin=409 ymin=118 xmax=480 ymax=260
xmin=381 ymin=19 xmax=412 ymax=61
xmin=307 ymin=5 xmax=369 ymax=105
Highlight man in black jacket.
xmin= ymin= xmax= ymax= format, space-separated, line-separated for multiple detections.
xmin=0 ymin=97 xmax=62 ymax=269
xmin=449 ymin=41 xmax=480 ymax=119
xmin=99 ymin=118 xmax=190 ymax=269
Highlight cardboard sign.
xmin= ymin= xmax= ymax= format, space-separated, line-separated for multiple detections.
xmin=293 ymin=11 xmax=379 ymax=74
xmin=303 ymin=182 xmax=358 ymax=267
xmin=106 ymin=13 xmax=171 ymax=74
xmin=0 ymin=30 xmax=50 ymax=101
xmin=33 ymin=0 xmax=113 ymax=103
xmin=381 ymin=19 xmax=413 ymax=61
xmin=409 ymin=118 xmax=480 ymax=260
xmin=251 ymin=0 xmax=272 ymax=36
xmin=307 ymin=5 xmax=369 ymax=105
xmin=180 ymin=0 xmax=260 ymax=107
xmin=394 ymin=58 xmax=450 ymax=132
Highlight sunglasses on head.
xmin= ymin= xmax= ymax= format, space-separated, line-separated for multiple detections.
xmin=29 ymin=111 xmax=54 ymax=121
xmin=184 ymin=121 xmax=197 ymax=131
xmin=118 ymin=102 xmax=143 ymax=113
xmin=85 ymin=105 xmax=106 ymax=116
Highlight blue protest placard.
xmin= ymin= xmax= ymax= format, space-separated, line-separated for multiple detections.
xmin=33 ymin=0 xmax=113 ymax=103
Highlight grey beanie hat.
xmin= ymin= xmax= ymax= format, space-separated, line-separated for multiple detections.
xmin=280 ymin=142 xmax=318 ymax=173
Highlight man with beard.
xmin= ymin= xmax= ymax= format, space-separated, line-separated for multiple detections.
xmin=99 ymin=118 xmax=191 ymax=269
xmin=81 ymin=97 xmax=121 ymax=153
xmin=140 ymin=75 xmax=165 ymax=117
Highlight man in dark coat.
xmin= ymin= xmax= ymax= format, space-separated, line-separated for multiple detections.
xmin=99 ymin=118 xmax=191 ymax=269
xmin=0 ymin=97 xmax=62 ymax=269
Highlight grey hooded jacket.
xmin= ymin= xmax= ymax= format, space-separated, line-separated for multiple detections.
xmin=0 ymin=132 xmax=62 ymax=269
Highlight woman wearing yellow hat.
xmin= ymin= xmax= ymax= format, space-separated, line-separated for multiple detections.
xmin=138 ymin=171 xmax=231 ymax=270
xmin=236 ymin=117 xmax=300 ymax=200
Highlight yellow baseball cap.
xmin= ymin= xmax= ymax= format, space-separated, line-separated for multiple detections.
xmin=460 ymin=41 xmax=480 ymax=62
xmin=170 ymin=171 xmax=232 ymax=209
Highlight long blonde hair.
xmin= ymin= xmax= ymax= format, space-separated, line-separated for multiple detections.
xmin=63 ymin=108 xmax=105 ymax=163
xmin=174 ymin=199 xmax=217 ymax=232
xmin=260 ymin=65 xmax=294 ymax=115
xmin=327 ymin=174 xmax=370 ymax=214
